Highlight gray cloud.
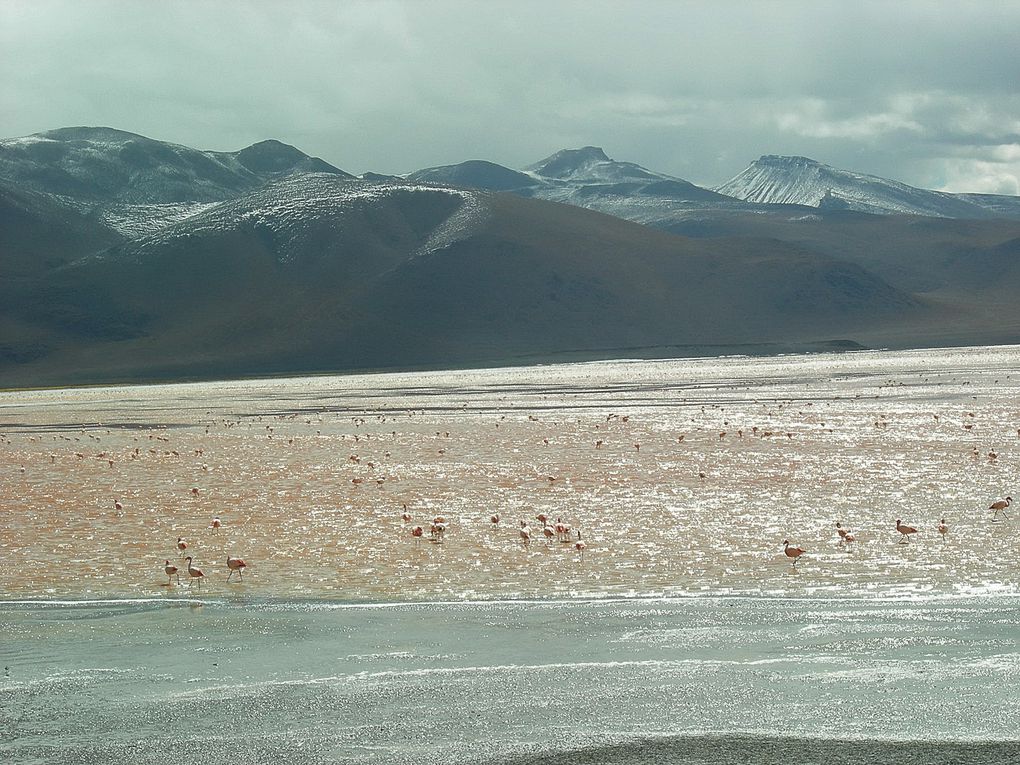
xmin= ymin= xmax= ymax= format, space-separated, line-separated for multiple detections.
xmin=1 ymin=0 xmax=1018 ymax=193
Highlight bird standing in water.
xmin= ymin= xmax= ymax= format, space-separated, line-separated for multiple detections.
xmin=164 ymin=560 xmax=180 ymax=586
xmin=895 ymin=519 xmax=918 ymax=543
xmin=226 ymin=557 xmax=247 ymax=581
xmin=783 ymin=540 xmax=806 ymax=566
xmin=989 ymin=496 xmax=1011 ymax=521
xmin=574 ymin=530 xmax=587 ymax=560
xmin=184 ymin=557 xmax=204 ymax=588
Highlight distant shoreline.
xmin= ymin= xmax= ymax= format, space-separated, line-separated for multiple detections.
xmin=3 ymin=337 xmax=874 ymax=392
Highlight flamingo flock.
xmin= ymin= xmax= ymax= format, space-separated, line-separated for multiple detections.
xmin=160 ymin=515 xmax=249 ymax=589
xmin=782 ymin=500 xmax=1011 ymax=568
xmin=398 ymin=506 xmax=591 ymax=561
xmin=3 ymin=370 xmax=1015 ymax=599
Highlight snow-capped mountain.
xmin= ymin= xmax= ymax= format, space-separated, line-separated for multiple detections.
xmin=412 ymin=147 xmax=1020 ymax=228
xmin=410 ymin=147 xmax=740 ymax=228
xmin=97 ymin=173 xmax=485 ymax=267
xmin=3 ymin=125 xmax=1020 ymax=387
xmin=5 ymin=165 xmax=937 ymax=387
xmin=0 ymin=126 xmax=350 ymax=203
xmin=717 ymin=155 xmax=1020 ymax=219
xmin=0 ymin=126 xmax=352 ymax=237
xmin=526 ymin=146 xmax=664 ymax=183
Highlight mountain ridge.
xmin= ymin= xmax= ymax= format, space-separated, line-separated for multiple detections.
xmin=0 ymin=125 xmax=352 ymax=205
xmin=409 ymin=148 xmax=1020 ymax=229
xmin=1 ymin=126 xmax=1018 ymax=386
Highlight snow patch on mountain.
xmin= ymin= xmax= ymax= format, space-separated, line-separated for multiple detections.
xmin=0 ymin=126 xmax=351 ymax=206
xmin=100 ymin=202 xmax=219 ymax=238
xmin=411 ymin=190 xmax=488 ymax=259
xmin=98 ymin=174 xmax=486 ymax=264
xmin=526 ymin=146 xmax=669 ymax=184
xmin=716 ymin=155 xmax=1016 ymax=219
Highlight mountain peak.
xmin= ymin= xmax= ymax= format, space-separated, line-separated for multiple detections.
xmin=754 ymin=155 xmax=823 ymax=169
xmin=717 ymin=154 xmax=1009 ymax=218
xmin=524 ymin=146 xmax=680 ymax=186
xmin=234 ymin=139 xmax=313 ymax=173
xmin=0 ymin=126 xmax=351 ymax=204
xmin=526 ymin=146 xmax=612 ymax=179
xmin=38 ymin=126 xmax=153 ymax=144
xmin=407 ymin=159 xmax=538 ymax=191
xmin=571 ymin=145 xmax=611 ymax=162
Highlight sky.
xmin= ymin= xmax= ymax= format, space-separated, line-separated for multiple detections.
xmin=2 ymin=0 xmax=1019 ymax=194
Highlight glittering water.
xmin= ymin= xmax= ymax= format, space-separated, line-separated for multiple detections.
xmin=1 ymin=346 xmax=1019 ymax=762
xmin=1 ymin=345 xmax=1017 ymax=601
xmin=2 ymin=597 xmax=1018 ymax=763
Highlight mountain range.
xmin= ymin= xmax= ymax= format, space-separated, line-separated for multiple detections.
xmin=1 ymin=126 xmax=1018 ymax=387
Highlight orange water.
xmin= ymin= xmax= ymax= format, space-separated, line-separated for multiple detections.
xmin=1 ymin=346 xmax=1017 ymax=601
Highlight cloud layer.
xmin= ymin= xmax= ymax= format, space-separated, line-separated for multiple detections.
xmin=2 ymin=0 xmax=1018 ymax=193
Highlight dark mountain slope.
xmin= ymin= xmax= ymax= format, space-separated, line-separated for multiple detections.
xmin=660 ymin=208 xmax=1020 ymax=298
xmin=0 ymin=176 xmax=934 ymax=386
xmin=345 ymin=194 xmax=921 ymax=368
xmin=407 ymin=160 xmax=539 ymax=191
xmin=0 ymin=180 xmax=124 ymax=277
xmin=3 ymin=129 xmax=1018 ymax=387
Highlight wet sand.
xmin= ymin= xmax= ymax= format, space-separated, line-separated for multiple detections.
xmin=1 ymin=346 xmax=1018 ymax=602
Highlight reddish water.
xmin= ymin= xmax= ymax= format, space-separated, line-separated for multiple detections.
xmin=1 ymin=346 xmax=1017 ymax=601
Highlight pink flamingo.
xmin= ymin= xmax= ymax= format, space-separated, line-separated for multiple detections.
xmin=895 ymin=519 xmax=918 ymax=543
xmin=184 ymin=557 xmax=204 ymax=588
xmin=226 ymin=557 xmax=247 ymax=581
xmin=574 ymin=531 xmax=587 ymax=560
xmin=783 ymin=540 xmax=806 ymax=566
xmin=989 ymin=496 xmax=1011 ymax=521
xmin=164 ymin=560 xmax=180 ymax=585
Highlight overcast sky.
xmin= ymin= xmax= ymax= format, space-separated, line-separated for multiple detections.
xmin=2 ymin=0 xmax=1018 ymax=193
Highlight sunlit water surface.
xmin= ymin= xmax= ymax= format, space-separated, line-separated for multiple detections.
xmin=2 ymin=347 xmax=1018 ymax=762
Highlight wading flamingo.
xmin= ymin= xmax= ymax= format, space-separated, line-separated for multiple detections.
xmin=783 ymin=540 xmax=806 ymax=566
xmin=164 ymin=560 xmax=180 ymax=586
xmin=226 ymin=557 xmax=247 ymax=581
xmin=895 ymin=519 xmax=918 ymax=543
xmin=184 ymin=557 xmax=204 ymax=588
xmin=990 ymin=496 xmax=1012 ymax=521
xmin=574 ymin=531 xmax=587 ymax=560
